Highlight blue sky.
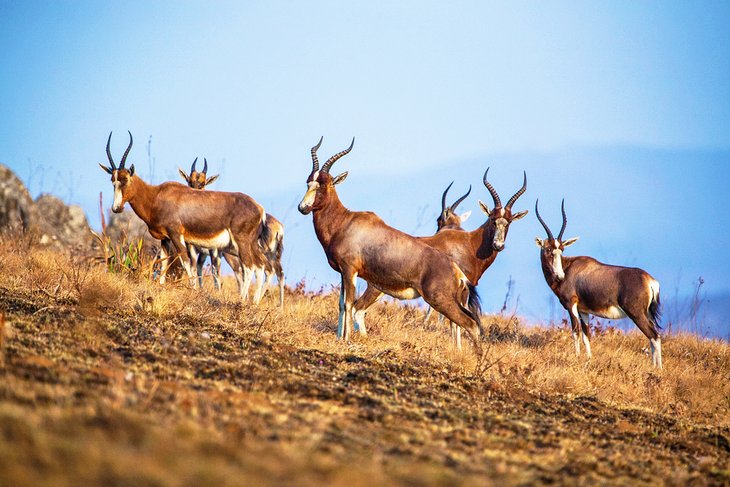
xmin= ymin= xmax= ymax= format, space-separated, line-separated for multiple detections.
xmin=1 ymin=1 xmax=729 ymax=335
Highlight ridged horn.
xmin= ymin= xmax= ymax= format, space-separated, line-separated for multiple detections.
xmin=106 ymin=132 xmax=116 ymax=170
xmin=311 ymin=136 xmax=323 ymax=172
xmin=535 ymin=199 xmax=554 ymax=240
xmin=203 ymin=158 xmax=208 ymax=175
xmin=483 ymin=168 xmax=502 ymax=208
xmin=119 ymin=130 xmax=133 ymax=169
xmin=190 ymin=157 xmax=198 ymax=173
xmin=450 ymin=185 xmax=472 ymax=211
xmin=505 ymin=171 xmax=527 ymax=209
xmin=322 ymin=137 xmax=355 ymax=174
xmin=441 ymin=181 xmax=454 ymax=211
xmin=557 ymin=199 xmax=568 ymax=241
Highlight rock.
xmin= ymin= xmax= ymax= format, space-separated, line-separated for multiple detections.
xmin=31 ymin=194 xmax=95 ymax=251
xmin=0 ymin=164 xmax=33 ymax=233
xmin=0 ymin=164 xmax=95 ymax=252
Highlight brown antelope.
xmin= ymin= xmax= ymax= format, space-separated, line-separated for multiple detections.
xmin=535 ymin=199 xmax=663 ymax=369
xmin=426 ymin=181 xmax=472 ymax=342
xmin=353 ymin=168 xmax=528 ymax=349
xmin=179 ymin=158 xmax=285 ymax=306
xmin=98 ymin=131 xmax=268 ymax=300
xmin=298 ymin=137 xmax=482 ymax=350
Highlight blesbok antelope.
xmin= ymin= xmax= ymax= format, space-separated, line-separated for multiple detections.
xmin=426 ymin=181 xmax=472 ymax=339
xmin=534 ymin=200 xmax=663 ymax=369
xmin=98 ymin=131 xmax=268 ymax=301
xmin=437 ymin=182 xmax=472 ymax=231
xmin=353 ymin=168 xmax=528 ymax=349
xmin=179 ymin=158 xmax=285 ymax=306
xmin=177 ymin=157 xmax=224 ymax=289
xmin=298 ymin=137 xmax=483 ymax=350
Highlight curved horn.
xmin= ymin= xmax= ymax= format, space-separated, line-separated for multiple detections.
xmin=106 ymin=132 xmax=116 ymax=170
xmin=535 ymin=199 xmax=554 ymax=240
xmin=441 ymin=181 xmax=454 ymax=211
xmin=311 ymin=136 xmax=323 ymax=172
xmin=483 ymin=168 xmax=502 ymax=208
xmin=450 ymin=185 xmax=472 ymax=211
xmin=190 ymin=157 xmax=198 ymax=173
xmin=322 ymin=137 xmax=355 ymax=174
xmin=557 ymin=199 xmax=568 ymax=241
xmin=203 ymin=158 xmax=208 ymax=175
xmin=119 ymin=130 xmax=133 ymax=169
xmin=505 ymin=171 xmax=527 ymax=209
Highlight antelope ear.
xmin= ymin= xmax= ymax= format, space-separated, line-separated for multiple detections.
xmin=178 ymin=167 xmax=190 ymax=182
xmin=478 ymin=200 xmax=490 ymax=215
xmin=563 ymin=236 xmax=579 ymax=248
xmin=129 ymin=164 xmax=135 ymax=177
xmin=535 ymin=237 xmax=544 ymax=248
xmin=459 ymin=210 xmax=472 ymax=223
xmin=98 ymin=163 xmax=113 ymax=175
xmin=512 ymin=210 xmax=528 ymax=221
xmin=332 ymin=171 xmax=348 ymax=185
xmin=205 ymin=174 xmax=220 ymax=186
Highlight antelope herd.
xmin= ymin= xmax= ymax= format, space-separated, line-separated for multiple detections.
xmin=98 ymin=132 xmax=664 ymax=369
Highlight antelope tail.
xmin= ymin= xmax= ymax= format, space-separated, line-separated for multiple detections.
xmin=257 ymin=216 xmax=272 ymax=254
xmin=458 ymin=281 xmax=483 ymax=336
xmin=648 ymin=280 xmax=662 ymax=330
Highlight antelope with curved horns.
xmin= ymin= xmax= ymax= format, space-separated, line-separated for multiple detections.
xmin=535 ymin=200 xmax=663 ymax=369
xmin=427 ymin=181 xmax=472 ymax=343
xmin=98 ymin=131 xmax=268 ymax=300
xmin=179 ymin=158 xmax=285 ymax=307
xmin=437 ymin=182 xmax=472 ymax=231
xmin=352 ymin=168 xmax=528 ymax=349
xmin=298 ymin=137 xmax=483 ymax=350
xmin=178 ymin=157 xmax=219 ymax=190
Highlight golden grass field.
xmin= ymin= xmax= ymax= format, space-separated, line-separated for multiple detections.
xmin=0 ymin=236 xmax=728 ymax=486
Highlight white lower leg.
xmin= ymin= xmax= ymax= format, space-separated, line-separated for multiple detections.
xmin=353 ymin=308 xmax=367 ymax=336
xmin=650 ymin=337 xmax=663 ymax=370
xmin=158 ymin=246 xmax=170 ymax=285
xmin=241 ymin=267 xmax=253 ymax=300
xmin=582 ymin=332 xmax=592 ymax=359
xmin=252 ymin=267 xmax=266 ymax=304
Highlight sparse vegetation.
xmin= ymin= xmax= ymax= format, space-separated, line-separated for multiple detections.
xmin=0 ymin=235 xmax=728 ymax=485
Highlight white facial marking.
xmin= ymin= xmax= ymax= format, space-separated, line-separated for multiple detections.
xmin=112 ymin=180 xmax=123 ymax=211
xmin=552 ymin=249 xmax=564 ymax=280
xmin=299 ymin=179 xmax=320 ymax=212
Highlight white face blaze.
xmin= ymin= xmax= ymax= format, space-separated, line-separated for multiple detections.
xmin=111 ymin=174 xmax=124 ymax=212
xmin=550 ymin=241 xmax=565 ymax=281
xmin=298 ymin=171 xmax=320 ymax=214
xmin=493 ymin=212 xmax=508 ymax=250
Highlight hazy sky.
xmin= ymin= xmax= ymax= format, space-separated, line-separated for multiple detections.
xmin=1 ymin=2 xmax=729 ymax=334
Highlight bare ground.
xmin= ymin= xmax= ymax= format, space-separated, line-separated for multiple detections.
xmin=0 ymin=284 xmax=728 ymax=487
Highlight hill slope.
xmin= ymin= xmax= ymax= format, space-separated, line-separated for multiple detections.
xmin=0 ymin=240 xmax=728 ymax=485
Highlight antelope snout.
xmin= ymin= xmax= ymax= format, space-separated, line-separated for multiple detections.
xmin=298 ymin=202 xmax=312 ymax=215
xmin=112 ymin=204 xmax=124 ymax=213
xmin=493 ymin=242 xmax=504 ymax=251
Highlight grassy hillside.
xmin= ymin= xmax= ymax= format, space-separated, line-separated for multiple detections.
xmin=0 ymin=236 xmax=728 ymax=486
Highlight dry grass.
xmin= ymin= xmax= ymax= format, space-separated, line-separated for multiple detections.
xmin=0 ymin=235 xmax=728 ymax=485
